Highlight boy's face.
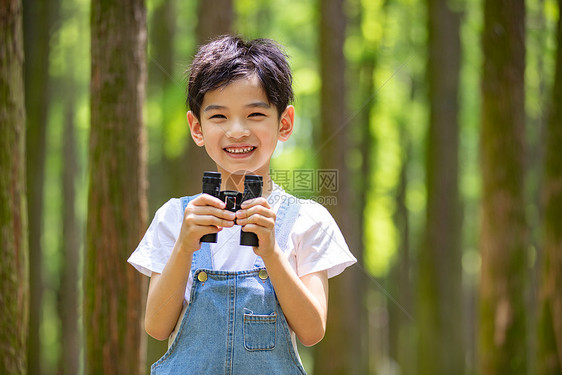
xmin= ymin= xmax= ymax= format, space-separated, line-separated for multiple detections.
xmin=188 ymin=75 xmax=294 ymax=179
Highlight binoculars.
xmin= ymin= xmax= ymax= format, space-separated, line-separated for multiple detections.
xmin=201 ymin=171 xmax=263 ymax=246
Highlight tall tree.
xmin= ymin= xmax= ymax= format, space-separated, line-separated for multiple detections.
xmin=58 ymin=102 xmax=80 ymax=375
xmin=22 ymin=0 xmax=58 ymax=372
xmin=183 ymin=0 xmax=233 ymax=195
xmin=196 ymin=0 xmax=233 ymax=44
xmin=146 ymin=0 xmax=178 ymax=368
xmin=479 ymin=0 xmax=527 ymax=374
xmin=86 ymin=0 xmax=148 ymax=373
xmin=352 ymin=22 xmax=376 ymax=371
xmin=0 ymin=0 xmax=28 ymax=372
xmin=313 ymin=0 xmax=364 ymax=373
xmin=350 ymin=3 xmax=376 ymax=372
xmin=418 ymin=0 xmax=463 ymax=374
xmin=390 ymin=129 xmax=415 ymax=375
xmin=537 ymin=0 xmax=562 ymax=372
xmin=148 ymin=0 xmax=182 ymax=207
xmin=54 ymin=3 xmax=85 ymax=373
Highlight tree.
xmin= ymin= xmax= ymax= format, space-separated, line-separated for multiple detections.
xmin=22 ymin=0 xmax=59 ymax=371
xmin=537 ymin=0 xmax=562 ymax=372
xmin=347 ymin=2 xmax=377 ymax=372
xmin=147 ymin=0 xmax=182 ymax=208
xmin=313 ymin=0 xmax=364 ymax=373
xmin=196 ymin=0 xmax=233 ymax=44
xmin=0 ymin=0 xmax=28 ymax=372
xmin=58 ymin=103 xmax=80 ymax=375
xmin=183 ymin=0 xmax=234 ymax=196
xmin=146 ymin=0 xmax=178 ymax=368
xmin=479 ymin=0 xmax=528 ymax=373
xmin=390 ymin=127 xmax=415 ymax=375
xmin=417 ymin=0 xmax=463 ymax=374
xmin=52 ymin=3 xmax=85 ymax=373
xmin=85 ymin=0 xmax=148 ymax=373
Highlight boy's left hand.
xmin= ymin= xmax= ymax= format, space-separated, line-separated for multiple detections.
xmin=235 ymin=198 xmax=277 ymax=256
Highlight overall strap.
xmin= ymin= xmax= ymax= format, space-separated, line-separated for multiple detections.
xmin=180 ymin=196 xmax=191 ymax=212
xmin=254 ymin=195 xmax=301 ymax=268
xmin=180 ymin=195 xmax=212 ymax=273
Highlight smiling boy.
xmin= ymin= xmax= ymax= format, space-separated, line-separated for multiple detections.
xmin=128 ymin=36 xmax=356 ymax=374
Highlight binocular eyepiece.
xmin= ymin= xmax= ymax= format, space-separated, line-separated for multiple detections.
xmin=201 ymin=171 xmax=263 ymax=246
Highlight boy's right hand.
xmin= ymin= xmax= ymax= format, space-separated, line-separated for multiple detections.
xmin=177 ymin=194 xmax=236 ymax=254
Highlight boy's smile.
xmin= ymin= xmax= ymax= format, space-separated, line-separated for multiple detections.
xmin=224 ymin=146 xmax=255 ymax=154
xmin=188 ymin=75 xmax=294 ymax=191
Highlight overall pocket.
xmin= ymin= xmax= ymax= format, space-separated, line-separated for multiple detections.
xmin=243 ymin=311 xmax=277 ymax=351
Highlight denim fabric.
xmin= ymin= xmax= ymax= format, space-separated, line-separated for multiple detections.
xmin=151 ymin=196 xmax=306 ymax=374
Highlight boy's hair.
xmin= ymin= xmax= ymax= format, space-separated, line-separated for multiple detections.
xmin=186 ymin=35 xmax=294 ymax=120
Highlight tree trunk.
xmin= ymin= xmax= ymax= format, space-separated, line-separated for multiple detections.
xmin=86 ymin=0 xmax=148 ymax=373
xmin=183 ymin=0 xmax=234 ymax=196
xmin=196 ymin=0 xmax=233 ymax=44
xmin=146 ymin=0 xmax=178 ymax=368
xmin=528 ymin=0 xmax=549 ymax=371
xmin=537 ymin=0 xmax=562 ymax=372
xmin=418 ymin=0 xmax=463 ymax=374
xmin=479 ymin=0 xmax=527 ymax=374
xmin=58 ymin=102 xmax=80 ymax=375
xmin=55 ymin=4 xmax=82 ymax=373
xmin=313 ymin=0 xmax=363 ymax=373
xmin=0 ymin=0 xmax=28 ymax=372
xmin=147 ymin=0 xmax=177 ymax=207
xmin=390 ymin=128 xmax=415 ymax=375
xmin=22 ymin=0 xmax=58 ymax=371
xmin=358 ymin=36 xmax=377 ymax=375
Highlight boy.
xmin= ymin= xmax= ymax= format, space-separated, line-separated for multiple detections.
xmin=128 ymin=35 xmax=356 ymax=374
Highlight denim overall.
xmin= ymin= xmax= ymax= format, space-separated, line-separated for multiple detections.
xmin=151 ymin=195 xmax=307 ymax=375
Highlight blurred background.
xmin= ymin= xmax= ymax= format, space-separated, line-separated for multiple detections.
xmin=4 ymin=0 xmax=561 ymax=374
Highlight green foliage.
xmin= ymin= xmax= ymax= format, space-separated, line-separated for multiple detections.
xmin=360 ymin=0 xmax=428 ymax=277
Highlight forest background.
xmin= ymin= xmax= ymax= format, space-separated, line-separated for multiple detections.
xmin=1 ymin=0 xmax=562 ymax=374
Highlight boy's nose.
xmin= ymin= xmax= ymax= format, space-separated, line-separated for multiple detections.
xmin=225 ymin=120 xmax=250 ymax=138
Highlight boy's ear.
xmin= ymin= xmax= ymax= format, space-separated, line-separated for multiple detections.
xmin=187 ymin=111 xmax=205 ymax=147
xmin=278 ymin=105 xmax=295 ymax=142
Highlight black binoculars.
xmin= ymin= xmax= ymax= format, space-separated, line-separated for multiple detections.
xmin=201 ymin=171 xmax=263 ymax=246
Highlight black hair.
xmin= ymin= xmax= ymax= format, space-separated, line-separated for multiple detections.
xmin=186 ymin=35 xmax=294 ymax=120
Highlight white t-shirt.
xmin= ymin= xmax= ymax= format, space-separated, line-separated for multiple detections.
xmin=128 ymin=184 xmax=356 ymax=302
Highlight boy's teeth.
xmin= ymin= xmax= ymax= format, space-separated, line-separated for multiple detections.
xmin=226 ymin=147 xmax=254 ymax=154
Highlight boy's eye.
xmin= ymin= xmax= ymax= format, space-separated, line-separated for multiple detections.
xmin=210 ymin=114 xmax=226 ymax=119
xmin=248 ymin=112 xmax=265 ymax=118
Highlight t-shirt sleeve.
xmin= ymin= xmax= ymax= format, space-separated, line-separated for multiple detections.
xmin=292 ymin=201 xmax=357 ymax=279
xmin=127 ymin=198 xmax=182 ymax=277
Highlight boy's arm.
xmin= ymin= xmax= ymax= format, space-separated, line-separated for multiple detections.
xmin=144 ymin=248 xmax=192 ymax=341
xmin=236 ymin=198 xmax=329 ymax=346
xmin=145 ymin=194 xmax=235 ymax=341
xmin=262 ymin=249 xmax=329 ymax=347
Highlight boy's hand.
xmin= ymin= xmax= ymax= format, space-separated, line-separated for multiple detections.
xmin=236 ymin=198 xmax=277 ymax=257
xmin=178 ymin=194 xmax=236 ymax=254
